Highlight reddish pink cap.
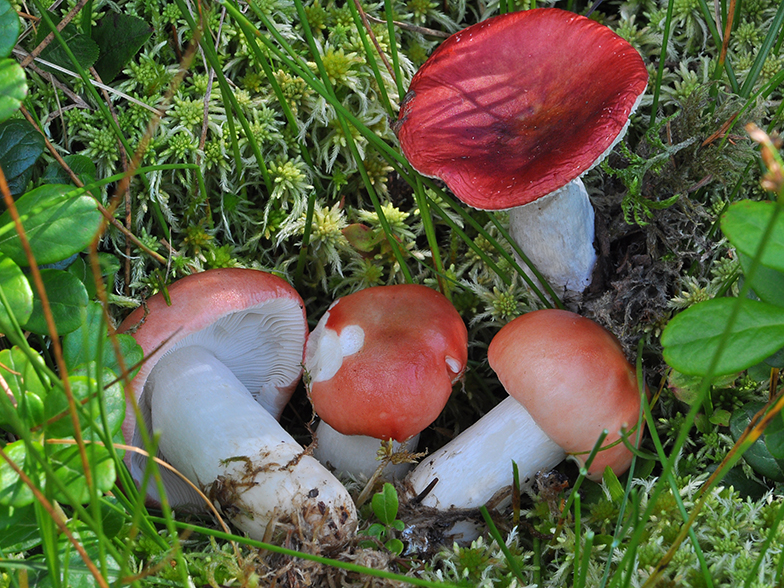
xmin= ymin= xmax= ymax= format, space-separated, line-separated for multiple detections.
xmin=488 ymin=309 xmax=644 ymax=479
xmin=305 ymin=284 xmax=468 ymax=442
xmin=396 ymin=8 xmax=648 ymax=210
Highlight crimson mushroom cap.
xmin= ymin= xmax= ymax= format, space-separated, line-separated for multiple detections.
xmin=487 ymin=309 xmax=643 ymax=479
xmin=396 ymin=8 xmax=649 ymax=211
xmin=306 ymin=284 xmax=468 ymax=442
xmin=119 ymin=268 xmax=307 ymax=457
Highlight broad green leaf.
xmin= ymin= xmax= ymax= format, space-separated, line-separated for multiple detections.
xmin=22 ymin=269 xmax=88 ymax=335
xmin=49 ymin=443 xmax=115 ymax=504
xmin=43 ymin=369 xmax=126 ymax=439
xmin=63 ymin=301 xmax=143 ymax=377
xmin=667 ymin=369 xmax=738 ymax=405
xmin=66 ymin=253 xmax=120 ymax=300
xmin=36 ymin=521 xmax=120 ymax=588
xmin=729 ymin=402 xmax=784 ymax=481
xmin=364 ymin=522 xmax=385 ymax=539
xmin=384 ymin=538 xmax=404 ymax=555
xmin=0 ymin=255 xmax=33 ymax=329
xmin=0 ymin=59 xmax=27 ymax=123
xmin=0 ymin=346 xmax=49 ymax=430
xmin=42 ymin=154 xmax=96 ymax=187
xmin=98 ymin=496 xmax=126 ymax=539
xmin=739 ymin=252 xmax=784 ymax=307
xmin=765 ymin=347 xmax=784 ymax=367
xmin=661 ymin=297 xmax=784 ymax=376
xmin=371 ymin=482 xmax=399 ymax=526
xmin=722 ymin=200 xmax=784 ymax=273
xmin=0 ymin=440 xmax=43 ymax=507
xmin=91 ymin=12 xmax=153 ymax=83
xmin=37 ymin=23 xmax=99 ymax=73
xmin=0 ymin=184 xmax=101 ymax=266
xmin=715 ymin=466 xmax=768 ymax=500
xmin=0 ymin=503 xmax=40 ymax=551
xmin=0 ymin=119 xmax=44 ymax=196
xmin=766 ymin=412 xmax=784 ymax=462
xmin=0 ymin=0 xmax=20 ymax=58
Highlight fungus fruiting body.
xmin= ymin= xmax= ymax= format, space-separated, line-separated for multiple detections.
xmin=305 ymin=284 xmax=468 ymax=479
xmin=120 ymin=268 xmax=357 ymax=543
xmin=405 ymin=309 xmax=644 ymax=510
xmin=396 ymin=8 xmax=649 ymax=295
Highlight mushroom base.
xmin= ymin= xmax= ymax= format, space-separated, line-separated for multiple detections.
xmin=507 ymin=178 xmax=597 ymax=296
xmin=404 ymin=396 xmax=566 ymax=510
xmin=313 ymin=420 xmax=419 ymax=480
xmin=146 ymin=346 xmax=357 ymax=545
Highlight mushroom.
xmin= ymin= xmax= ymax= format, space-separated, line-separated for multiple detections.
xmin=304 ymin=284 xmax=468 ymax=479
xmin=395 ymin=8 xmax=649 ymax=296
xmin=405 ymin=309 xmax=644 ymax=510
xmin=119 ymin=268 xmax=357 ymax=543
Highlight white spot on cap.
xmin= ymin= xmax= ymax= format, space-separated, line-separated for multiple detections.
xmin=305 ymin=312 xmax=365 ymax=383
xmin=445 ymin=356 xmax=463 ymax=377
xmin=339 ymin=325 xmax=364 ymax=356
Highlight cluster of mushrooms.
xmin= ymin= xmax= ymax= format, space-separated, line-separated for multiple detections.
xmin=118 ymin=8 xmax=649 ymax=546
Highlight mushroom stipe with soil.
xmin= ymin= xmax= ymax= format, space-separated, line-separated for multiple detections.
xmin=120 ymin=268 xmax=357 ymax=544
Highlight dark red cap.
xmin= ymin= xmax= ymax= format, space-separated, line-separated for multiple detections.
xmin=397 ymin=8 xmax=648 ymax=210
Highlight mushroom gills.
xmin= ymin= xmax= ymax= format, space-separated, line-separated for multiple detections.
xmin=148 ymin=345 xmax=357 ymax=543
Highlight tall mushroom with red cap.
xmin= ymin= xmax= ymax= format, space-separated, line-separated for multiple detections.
xmin=305 ymin=284 xmax=468 ymax=479
xmin=119 ymin=268 xmax=357 ymax=544
xmin=396 ymin=8 xmax=648 ymax=296
xmin=405 ymin=309 xmax=644 ymax=510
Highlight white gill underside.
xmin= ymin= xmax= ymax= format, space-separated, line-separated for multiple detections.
xmin=145 ymin=345 xmax=356 ymax=540
xmin=130 ymin=298 xmax=305 ymax=505
xmin=406 ymin=396 xmax=566 ymax=510
xmin=507 ymin=177 xmax=597 ymax=295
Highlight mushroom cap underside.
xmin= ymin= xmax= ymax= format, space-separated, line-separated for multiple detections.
xmin=118 ymin=268 xmax=308 ymax=493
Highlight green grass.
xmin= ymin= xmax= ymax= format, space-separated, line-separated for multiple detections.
xmin=1 ymin=0 xmax=784 ymax=585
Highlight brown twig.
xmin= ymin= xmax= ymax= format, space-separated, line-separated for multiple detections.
xmin=19 ymin=0 xmax=91 ymax=68
xmin=718 ymin=0 xmax=736 ymax=68
xmin=351 ymin=0 xmax=396 ymax=84
xmin=364 ymin=14 xmax=451 ymax=38
xmin=46 ymin=438 xmax=239 ymax=557
xmin=89 ymin=65 xmax=134 ymax=295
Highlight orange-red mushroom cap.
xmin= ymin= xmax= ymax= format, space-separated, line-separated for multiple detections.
xmin=396 ymin=8 xmax=648 ymax=211
xmin=305 ymin=284 xmax=468 ymax=442
xmin=488 ymin=309 xmax=644 ymax=479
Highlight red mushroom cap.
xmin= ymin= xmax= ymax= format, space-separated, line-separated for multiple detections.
xmin=487 ymin=309 xmax=644 ymax=479
xmin=118 ymin=268 xmax=307 ymax=451
xmin=396 ymin=8 xmax=649 ymax=210
xmin=305 ymin=284 xmax=468 ymax=442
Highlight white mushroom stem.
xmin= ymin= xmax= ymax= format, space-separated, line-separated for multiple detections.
xmin=313 ymin=420 xmax=419 ymax=480
xmin=148 ymin=345 xmax=357 ymax=543
xmin=405 ymin=396 xmax=565 ymax=510
xmin=507 ymin=177 xmax=597 ymax=296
